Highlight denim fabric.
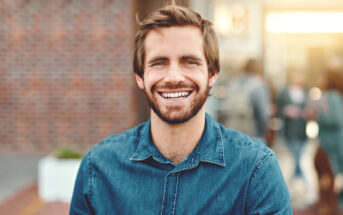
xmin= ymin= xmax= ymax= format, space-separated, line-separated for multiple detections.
xmin=70 ymin=114 xmax=292 ymax=215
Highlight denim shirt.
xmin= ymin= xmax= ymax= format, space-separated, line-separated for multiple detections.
xmin=70 ymin=114 xmax=292 ymax=215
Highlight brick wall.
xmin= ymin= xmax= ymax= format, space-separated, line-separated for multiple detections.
xmin=0 ymin=0 xmax=138 ymax=154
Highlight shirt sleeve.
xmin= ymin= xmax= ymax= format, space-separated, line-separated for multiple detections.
xmin=245 ymin=153 xmax=293 ymax=215
xmin=70 ymin=152 xmax=95 ymax=215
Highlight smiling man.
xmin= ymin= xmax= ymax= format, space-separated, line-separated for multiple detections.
xmin=70 ymin=3 xmax=292 ymax=215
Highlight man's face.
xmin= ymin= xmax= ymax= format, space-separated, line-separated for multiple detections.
xmin=135 ymin=26 xmax=218 ymax=124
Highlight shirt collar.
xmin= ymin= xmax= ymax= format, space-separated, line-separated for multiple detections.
xmin=130 ymin=113 xmax=225 ymax=167
xmin=198 ymin=113 xmax=225 ymax=167
xmin=129 ymin=119 xmax=161 ymax=161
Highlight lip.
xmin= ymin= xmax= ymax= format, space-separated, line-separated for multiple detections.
xmin=157 ymin=89 xmax=193 ymax=93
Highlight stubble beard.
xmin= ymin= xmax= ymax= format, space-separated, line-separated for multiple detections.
xmin=143 ymin=83 xmax=210 ymax=124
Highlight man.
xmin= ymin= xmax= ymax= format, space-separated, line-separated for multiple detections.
xmin=70 ymin=4 xmax=292 ymax=215
xmin=277 ymin=69 xmax=308 ymax=188
xmin=220 ymin=59 xmax=270 ymax=143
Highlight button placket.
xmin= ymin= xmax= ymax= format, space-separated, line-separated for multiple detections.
xmin=161 ymin=172 xmax=180 ymax=215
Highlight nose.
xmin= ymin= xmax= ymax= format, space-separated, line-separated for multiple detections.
xmin=163 ymin=64 xmax=185 ymax=84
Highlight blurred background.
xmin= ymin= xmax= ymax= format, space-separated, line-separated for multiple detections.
xmin=1 ymin=0 xmax=343 ymax=214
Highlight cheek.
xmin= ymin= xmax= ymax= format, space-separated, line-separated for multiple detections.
xmin=144 ymin=73 xmax=162 ymax=91
xmin=185 ymin=70 xmax=209 ymax=85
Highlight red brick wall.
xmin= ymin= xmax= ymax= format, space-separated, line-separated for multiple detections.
xmin=0 ymin=0 xmax=138 ymax=153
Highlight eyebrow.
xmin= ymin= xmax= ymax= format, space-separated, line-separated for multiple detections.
xmin=146 ymin=55 xmax=204 ymax=65
xmin=180 ymin=55 xmax=203 ymax=62
xmin=147 ymin=57 xmax=169 ymax=65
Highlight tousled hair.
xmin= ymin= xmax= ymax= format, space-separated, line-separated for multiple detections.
xmin=133 ymin=4 xmax=220 ymax=77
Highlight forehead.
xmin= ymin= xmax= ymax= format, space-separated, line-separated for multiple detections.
xmin=144 ymin=26 xmax=205 ymax=60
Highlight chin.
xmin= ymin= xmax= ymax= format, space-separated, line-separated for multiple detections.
xmin=157 ymin=114 xmax=194 ymax=124
xmin=153 ymin=106 xmax=203 ymax=125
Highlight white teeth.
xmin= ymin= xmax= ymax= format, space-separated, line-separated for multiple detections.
xmin=161 ymin=92 xmax=190 ymax=99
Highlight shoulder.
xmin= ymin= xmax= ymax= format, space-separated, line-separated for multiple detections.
xmin=328 ymin=91 xmax=343 ymax=106
xmin=328 ymin=90 xmax=343 ymax=99
xmin=85 ymin=122 xmax=147 ymax=162
xmin=277 ymin=87 xmax=288 ymax=97
xmin=219 ymin=123 xmax=273 ymax=160
xmin=277 ymin=87 xmax=289 ymax=103
xmin=217 ymin=124 xmax=282 ymax=190
xmin=248 ymin=75 xmax=262 ymax=85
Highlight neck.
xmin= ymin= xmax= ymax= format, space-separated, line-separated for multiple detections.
xmin=150 ymin=108 xmax=206 ymax=165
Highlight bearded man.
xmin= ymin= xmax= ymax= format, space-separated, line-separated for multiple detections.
xmin=70 ymin=3 xmax=292 ymax=215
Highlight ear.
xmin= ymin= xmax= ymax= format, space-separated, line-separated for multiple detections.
xmin=135 ymin=74 xmax=145 ymax=90
xmin=208 ymin=72 xmax=219 ymax=87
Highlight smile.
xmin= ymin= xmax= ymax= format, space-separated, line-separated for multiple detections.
xmin=159 ymin=91 xmax=192 ymax=100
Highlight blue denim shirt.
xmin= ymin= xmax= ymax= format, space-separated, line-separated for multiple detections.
xmin=70 ymin=114 xmax=292 ymax=215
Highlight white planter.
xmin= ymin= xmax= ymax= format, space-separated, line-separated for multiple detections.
xmin=38 ymin=156 xmax=81 ymax=202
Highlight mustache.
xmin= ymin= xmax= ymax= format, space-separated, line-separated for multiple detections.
xmin=152 ymin=82 xmax=198 ymax=92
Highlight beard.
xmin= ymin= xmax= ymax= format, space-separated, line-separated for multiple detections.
xmin=143 ymin=82 xmax=210 ymax=124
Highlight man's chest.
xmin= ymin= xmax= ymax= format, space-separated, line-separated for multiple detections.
xmin=91 ymin=164 xmax=248 ymax=215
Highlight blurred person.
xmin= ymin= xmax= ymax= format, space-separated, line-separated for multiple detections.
xmin=309 ymin=71 xmax=343 ymax=214
xmin=326 ymin=56 xmax=343 ymax=95
xmin=220 ymin=59 xmax=270 ymax=143
xmin=317 ymin=71 xmax=343 ymax=174
xmin=277 ymin=68 xmax=309 ymax=191
xmin=70 ymin=3 xmax=292 ymax=214
xmin=326 ymin=57 xmax=343 ymax=203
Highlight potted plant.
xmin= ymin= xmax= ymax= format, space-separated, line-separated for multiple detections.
xmin=38 ymin=147 xmax=83 ymax=202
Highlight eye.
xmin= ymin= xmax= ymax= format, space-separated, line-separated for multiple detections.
xmin=151 ymin=61 xmax=166 ymax=67
xmin=184 ymin=60 xmax=198 ymax=65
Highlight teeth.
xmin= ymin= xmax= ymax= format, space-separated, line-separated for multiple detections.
xmin=162 ymin=92 xmax=190 ymax=99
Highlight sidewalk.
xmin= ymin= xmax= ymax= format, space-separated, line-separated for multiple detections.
xmin=0 ymin=154 xmax=41 ymax=203
xmin=0 ymin=183 xmax=69 ymax=215
xmin=0 ymin=153 xmax=69 ymax=215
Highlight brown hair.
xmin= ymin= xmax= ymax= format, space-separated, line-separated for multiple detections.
xmin=243 ymin=59 xmax=262 ymax=75
xmin=133 ymin=4 xmax=220 ymax=77
xmin=326 ymin=71 xmax=343 ymax=95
